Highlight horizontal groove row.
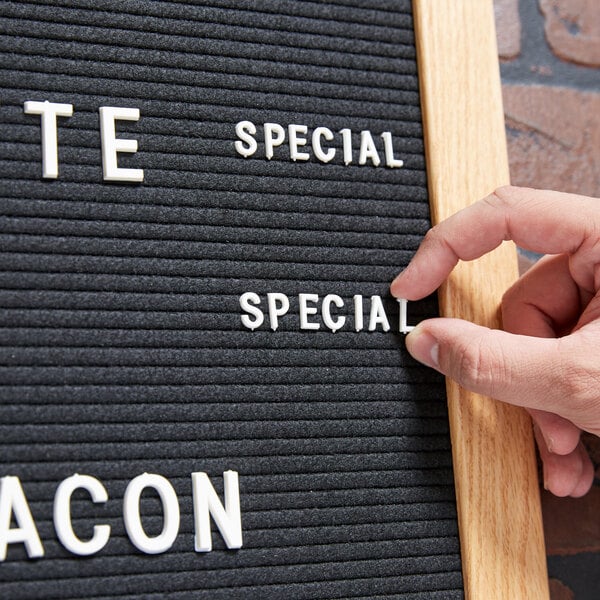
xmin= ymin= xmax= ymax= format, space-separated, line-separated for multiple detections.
xmin=2 ymin=467 xmax=455 ymax=493
xmin=0 ymin=534 xmax=459 ymax=571
xmin=2 ymin=0 xmax=415 ymax=46
xmin=0 ymin=466 xmax=455 ymax=491
xmin=0 ymin=248 xmax=416 ymax=269
xmin=0 ymin=172 xmax=426 ymax=206
xmin=4 ymin=483 xmax=457 ymax=513
xmin=0 ymin=189 xmax=430 ymax=219
xmin=2 ymin=89 xmax=425 ymax=133
xmin=1 ymin=565 xmax=461 ymax=600
xmin=0 ymin=344 xmax=417 ymax=363
xmin=0 ymin=200 xmax=428 ymax=231
xmin=0 ymin=328 xmax=437 ymax=347
xmin=0 ymin=433 xmax=451 ymax=455
xmin=0 ymin=273 xmax=407 ymax=292
xmin=0 ymin=37 xmax=417 ymax=93
xmin=2 ymin=52 xmax=420 ymax=103
xmin=1 ymin=75 xmax=423 ymax=125
xmin=0 ymin=363 xmax=439 ymax=383
xmin=0 ymin=143 xmax=427 ymax=181
xmin=22 ymin=0 xmax=414 ymax=31
xmin=0 ymin=384 xmax=446 ymax=407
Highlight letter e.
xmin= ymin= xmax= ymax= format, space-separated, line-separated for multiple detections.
xmin=99 ymin=106 xmax=144 ymax=182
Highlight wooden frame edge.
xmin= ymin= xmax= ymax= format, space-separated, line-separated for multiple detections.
xmin=412 ymin=1 xmax=549 ymax=598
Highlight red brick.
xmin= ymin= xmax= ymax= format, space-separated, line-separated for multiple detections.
xmin=495 ymin=0 xmax=521 ymax=59
xmin=584 ymin=432 xmax=600 ymax=465
xmin=503 ymin=84 xmax=600 ymax=197
xmin=549 ymin=578 xmax=575 ymax=600
xmin=542 ymin=485 xmax=600 ymax=555
xmin=583 ymin=432 xmax=600 ymax=480
xmin=539 ymin=0 xmax=600 ymax=67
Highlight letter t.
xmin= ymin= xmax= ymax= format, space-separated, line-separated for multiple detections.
xmin=24 ymin=100 xmax=74 ymax=179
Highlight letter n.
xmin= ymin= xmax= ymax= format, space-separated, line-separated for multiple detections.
xmin=191 ymin=471 xmax=242 ymax=552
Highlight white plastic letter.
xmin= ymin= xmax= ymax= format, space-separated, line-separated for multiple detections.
xmin=397 ymin=298 xmax=414 ymax=334
xmin=312 ymin=127 xmax=335 ymax=163
xmin=123 ymin=473 xmax=180 ymax=554
xmin=239 ymin=292 xmax=264 ymax=331
xmin=192 ymin=471 xmax=242 ymax=552
xmin=264 ymin=123 xmax=285 ymax=160
xmin=299 ymin=293 xmax=320 ymax=330
xmin=99 ymin=106 xmax=144 ymax=182
xmin=267 ymin=292 xmax=290 ymax=331
xmin=54 ymin=474 xmax=110 ymax=556
xmin=322 ymin=294 xmax=345 ymax=333
xmin=381 ymin=132 xmax=404 ymax=168
xmin=339 ymin=128 xmax=353 ymax=165
xmin=368 ymin=295 xmax=390 ymax=332
xmin=353 ymin=295 xmax=364 ymax=332
xmin=288 ymin=124 xmax=310 ymax=161
xmin=358 ymin=130 xmax=381 ymax=166
xmin=0 ymin=476 xmax=44 ymax=561
xmin=234 ymin=121 xmax=258 ymax=157
xmin=23 ymin=100 xmax=73 ymax=179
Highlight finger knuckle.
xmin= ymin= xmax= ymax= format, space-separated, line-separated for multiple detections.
xmin=488 ymin=185 xmax=520 ymax=209
xmin=422 ymin=225 xmax=442 ymax=249
xmin=554 ymin=339 xmax=600 ymax=430
xmin=562 ymin=360 xmax=599 ymax=411
xmin=453 ymin=335 xmax=507 ymax=395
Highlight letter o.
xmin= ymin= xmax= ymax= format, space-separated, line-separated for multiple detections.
xmin=123 ymin=473 xmax=180 ymax=554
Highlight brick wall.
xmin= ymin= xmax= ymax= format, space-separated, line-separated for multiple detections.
xmin=494 ymin=1 xmax=600 ymax=598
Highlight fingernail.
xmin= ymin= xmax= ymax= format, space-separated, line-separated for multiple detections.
xmin=389 ymin=273 xmax=404 ymax=298
xmin=405 ymin=325 xmax=440 ymax=370
xmin=533 ymin=422 xmax=555 ymax=454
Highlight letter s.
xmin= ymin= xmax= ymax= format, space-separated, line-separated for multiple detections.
xmin=239 ymin=292 xmax=264 ymax=331
xmin=234 ymin=121 xmax=257 ymax=158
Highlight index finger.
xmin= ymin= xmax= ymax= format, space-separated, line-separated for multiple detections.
xmin=390 ymin=186 xmax=598 ymax=300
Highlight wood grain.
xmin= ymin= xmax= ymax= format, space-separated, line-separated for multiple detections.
xmin=412 ymin=1 xmax=549 ymax=598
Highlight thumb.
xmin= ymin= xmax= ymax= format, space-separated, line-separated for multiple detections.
xmin=405 ymin=318 xmax=572 ymax=417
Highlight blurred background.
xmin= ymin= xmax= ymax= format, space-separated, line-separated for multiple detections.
xmin=494 ymin=1 xmax=599 ymax=597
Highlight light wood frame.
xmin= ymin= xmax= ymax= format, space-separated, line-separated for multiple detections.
xmin=413 ymin=2 xmax=549 ymax=598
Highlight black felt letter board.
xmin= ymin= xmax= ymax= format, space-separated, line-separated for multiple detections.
xmin=0 ymin=1 xmax=463 ymax=597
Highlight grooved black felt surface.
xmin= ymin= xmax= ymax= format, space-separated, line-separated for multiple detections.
xmin=0 ymin=1 xmax=464 ymax=598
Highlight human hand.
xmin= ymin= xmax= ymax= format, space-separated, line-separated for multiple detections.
xmin=390 ymin=186 xmax=600 ymax=497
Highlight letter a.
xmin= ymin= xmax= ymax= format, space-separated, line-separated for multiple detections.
xmin=0 ymin=476 xmax=44 ymax=561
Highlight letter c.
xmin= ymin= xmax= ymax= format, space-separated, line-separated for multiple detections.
xmin=322 ymin=294 xmax=345 ymax=332
xmin=312 ymin=127 xmax=335 ymax=163
xmin=54 ymin=474 xmax=110 ymax=556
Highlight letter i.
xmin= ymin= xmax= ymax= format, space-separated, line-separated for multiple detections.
xmin=353 ymin=295 xmax=364 ymax=331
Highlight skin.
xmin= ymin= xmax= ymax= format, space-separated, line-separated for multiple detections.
xmin=390 ymin=185 xmax=600 ymax=498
